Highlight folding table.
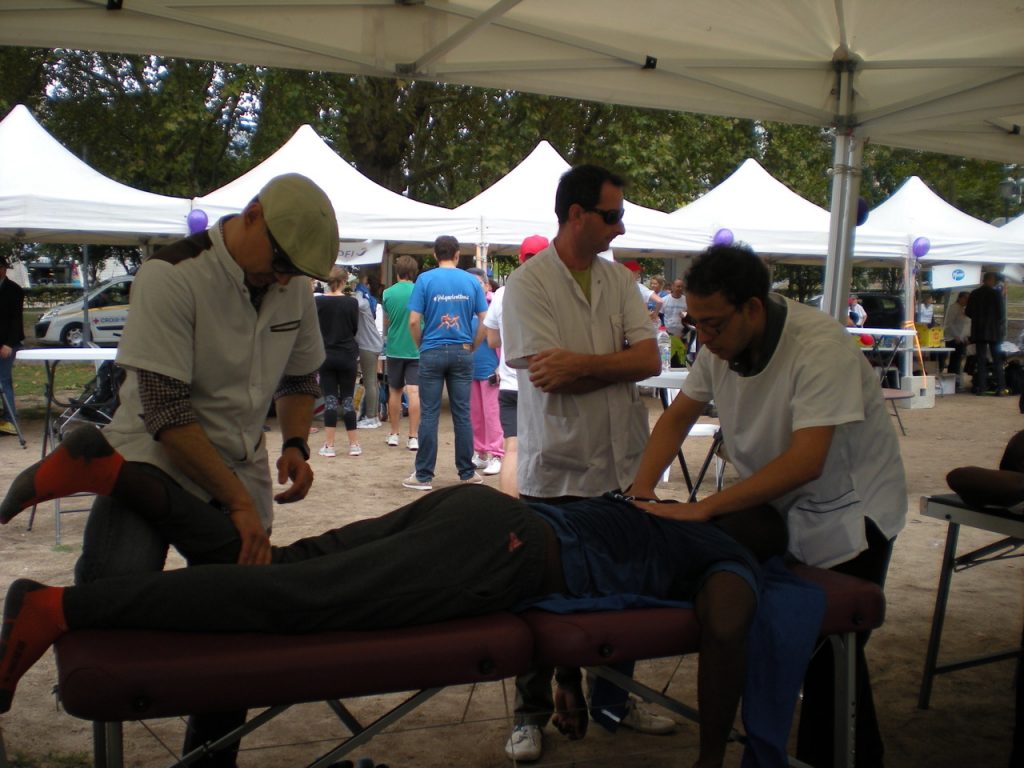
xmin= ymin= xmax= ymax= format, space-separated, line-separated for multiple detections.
xmin=917 ymin=493 xmax=1024 ymax=709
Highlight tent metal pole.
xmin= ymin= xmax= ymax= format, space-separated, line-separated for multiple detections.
xmin=822 ymin=55 xmax=863 ymax=324
xmin=80 ymin=243 xmax=92 ymax=346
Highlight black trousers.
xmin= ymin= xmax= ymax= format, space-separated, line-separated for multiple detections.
xmin=795 ymin=518 xmax=895 ymax=768
xmin=65 ymin=485 xmax=548 ymax=635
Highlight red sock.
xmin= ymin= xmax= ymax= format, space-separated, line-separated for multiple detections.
xmin=30 ymin=444 xmax=124 ymax=505
xmin=0 ymin=582 xmax=67 ymax=713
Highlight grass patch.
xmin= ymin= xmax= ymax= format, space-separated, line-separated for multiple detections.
xmin=11 ymin=361 xmax=97 ymax=420
xmin=51 ymin=544 xmax=75 ymax=554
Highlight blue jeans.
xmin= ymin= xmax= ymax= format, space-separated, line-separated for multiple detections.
xmin=0 ymin=347 xmax=17 ymax=419
xmin=415 ymin=344 xmax=474 ymax=481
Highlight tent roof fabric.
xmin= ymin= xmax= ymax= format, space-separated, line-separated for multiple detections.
xmin=193 ymin=124 xmax=476 ymax=245
xmin=669 ymin=158 xmax=903 ymax=261
xmin=453 ymin=141 xmax=704 ymax=253
xmin=0 ymin=104 xmax=190 ymax=245
xmin=868 ymin=176 xmax=1023 ymax=263
xmin=0 ymin=1 xmax=1020 ymax=164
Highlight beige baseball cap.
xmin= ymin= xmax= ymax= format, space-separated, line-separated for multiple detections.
xmin=258 ymin=173 xmax=339 ymax=281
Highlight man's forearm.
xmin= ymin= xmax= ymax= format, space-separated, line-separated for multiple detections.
xmin=158 ymin=422 xmax=255 ymax=512
xmin=694 ymin=426 xmax=834 ymax=519
xmin=573 ymin=339 xmax=660 ymax=384
xmin=408 ymin=311 xmax=422 ymax=348
xmin=275 ymin=393 xmax=315 ymax=442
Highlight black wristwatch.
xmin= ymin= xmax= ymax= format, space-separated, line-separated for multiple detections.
xmin=282 ymin=436 xmax=310 ymax=461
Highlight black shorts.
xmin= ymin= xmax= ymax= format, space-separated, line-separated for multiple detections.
xmin=499 ymin=390 xmax=518 ymax=438
xmin=386 ymin=357 xmax=419 ymax=389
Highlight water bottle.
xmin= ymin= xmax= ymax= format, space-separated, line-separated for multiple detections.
xmin=657 ymin=326 xmax=672 ymax=371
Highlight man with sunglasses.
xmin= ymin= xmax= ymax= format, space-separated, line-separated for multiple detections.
xmin=72 ymin=173 xmax=339 ymax=765
xmin=501 ymin=165 xmax=668 ymax=761
xmin=629 ymin=244 xmax=907 ymax=768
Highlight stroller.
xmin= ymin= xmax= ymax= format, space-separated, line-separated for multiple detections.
xmin=51 ymin=359 xmax=125 ymax=443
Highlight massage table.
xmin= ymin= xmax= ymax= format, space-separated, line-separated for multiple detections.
xmin=52 ymin=566 xmax=884 ymax=768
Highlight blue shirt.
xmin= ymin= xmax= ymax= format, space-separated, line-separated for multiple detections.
xmin=527 ymin=494 xmax=760 ymax=611
xmin=471 ymin=316 xmax=499 ymax=380
xmin=408 ymin=267 xmax=487 ymax=352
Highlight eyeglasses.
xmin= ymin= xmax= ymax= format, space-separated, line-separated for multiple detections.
xmin=583 ymin=206 xmax=625 ymax=225
xmin=689 ymin=307 xmax=738 ymax=338
xmin=267 ymin=228 xmax=306 ymax=277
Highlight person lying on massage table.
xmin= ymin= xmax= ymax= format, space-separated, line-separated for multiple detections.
xmin=0 ymin=427 xmax=786 ymax=768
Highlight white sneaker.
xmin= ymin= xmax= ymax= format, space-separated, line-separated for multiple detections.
xmin=504 ymin=724 xmax=542 ymax=762
xmin=407 ymin=437 xmax=419 ymax=451
xmin=357 ymin=417 xmax=381 ymax=429
xmin=472 ymin=452 xmax=489 ymax=469
xmin=402 ymin=473 xmax=432 ymax=491
xmin=620 ymin=698 xmax=676 ymax=734
xmin=349 ymin=443 xmax=362 ymax=456
xmin=318 ymin=444 xmax=336 ymax=458
xmin=386 ymin=433 xmax=400 ymax=447
xmin=483 ymin=456 xmax=502 ymax=476
xmin=460 ymin=472 xmax=484 ymax=485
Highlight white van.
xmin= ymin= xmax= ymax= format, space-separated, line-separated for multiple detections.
xmin=34 ymin=275 xmax=134 ymax=347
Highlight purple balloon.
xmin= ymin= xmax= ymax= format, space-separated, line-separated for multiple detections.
xmin=856 ymin=197 xmax=869 ymax=226
xmin=712 ymin=228 xmax=734 ymax=246
xmin=187 ymin=209 xmax=209 ymax=235
xmin=912 ymin=236 xmax=931 ymax=258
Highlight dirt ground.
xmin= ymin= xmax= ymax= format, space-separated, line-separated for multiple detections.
xmin=0 ymin=386 xmax=1020 ymax=767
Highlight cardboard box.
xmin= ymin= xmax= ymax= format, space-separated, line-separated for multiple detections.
xmin=915 ymin=324 xmax=943 ymax=349
xmin=897 ymin=375 xmax=935 ymax=409
xmin=934 ymin=373 xmax=957 ymax=396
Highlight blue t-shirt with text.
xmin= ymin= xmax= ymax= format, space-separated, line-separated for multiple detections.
xmin=408 ymin=267 xmax=487 ymax=352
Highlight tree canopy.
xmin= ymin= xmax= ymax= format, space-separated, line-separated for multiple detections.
xmin=0 ymin=46 xmax=1016 ymax=295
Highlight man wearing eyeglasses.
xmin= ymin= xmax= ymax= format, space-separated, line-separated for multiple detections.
xmin=629 ymin=244 xmax=907 ymax=768
xmin=73 ymin=173 xmax=339 ymax=765
xmin=501 ymin=164 xmax=669 ymax=761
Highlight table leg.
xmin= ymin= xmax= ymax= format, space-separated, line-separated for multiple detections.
xmin=27 ymin=361 xmax=59 ymax=534
xmin=657 ymin=386 xmax=693 ymax=491
xmin=918 ymin=521 xmax=960 ymax=709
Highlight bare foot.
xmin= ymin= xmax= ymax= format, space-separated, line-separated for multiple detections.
xmin=552 ymin=678 xmax=589 ymax=740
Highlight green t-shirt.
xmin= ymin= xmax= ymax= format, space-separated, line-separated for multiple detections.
xmin=382 ymin=280 xmax=420 ymax=359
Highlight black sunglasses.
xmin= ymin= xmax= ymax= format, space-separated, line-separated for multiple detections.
xmin=584 ymin=206 xmax=625 ymax=225
xmin=267 ymin=228 xmax=307 ymax=277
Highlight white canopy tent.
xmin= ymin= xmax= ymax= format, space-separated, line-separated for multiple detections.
xmin=453 ymin=140 xmax=706 ymax=256
xmin=1000 ymin=213 xmax=1024 ymax=240
xmin=0 ymin=104 xmax=191 ymax=245
xmin=2 ymin=0 xmax=1022 ymax=317
xmin=668 ymin=158 xmax=904 ymax=263
xmin=193 ymin=124 xmax=478 ymax=257
xmin=868 ymin=176 xmax=1023 ymax=265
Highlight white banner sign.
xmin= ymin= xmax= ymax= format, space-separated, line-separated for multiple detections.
xmin=337 ymin=240 xmax=385 ymax=266
xmin=930 ymin=263 xmax=981 ymax=290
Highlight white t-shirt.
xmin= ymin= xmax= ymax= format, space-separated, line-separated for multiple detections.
xmin=483 ymin=285 xmax=517 ymax=392
xmin=503 ymin=246 xmax=655 ymax=497
xmin=661 ymin=293 xmax=688 ymax=336
xmin=105 ymin=224 xmax=325 ymax=529
xmin=683 ymin=297 xmax=907 ymax=568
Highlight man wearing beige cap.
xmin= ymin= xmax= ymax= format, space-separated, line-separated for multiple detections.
xmin=73 ymin=173 xmax=338 ymax=764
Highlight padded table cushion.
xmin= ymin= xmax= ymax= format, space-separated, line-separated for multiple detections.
xmin=522 ymin=565 xmax=885 ymax=667
xmin=788 ymin=564 xmax=885 ymax=636
xmin=522 ymin=607 xmax=701 ymax=667
xmin=55 ymin=612 xmax=533 ymax=721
